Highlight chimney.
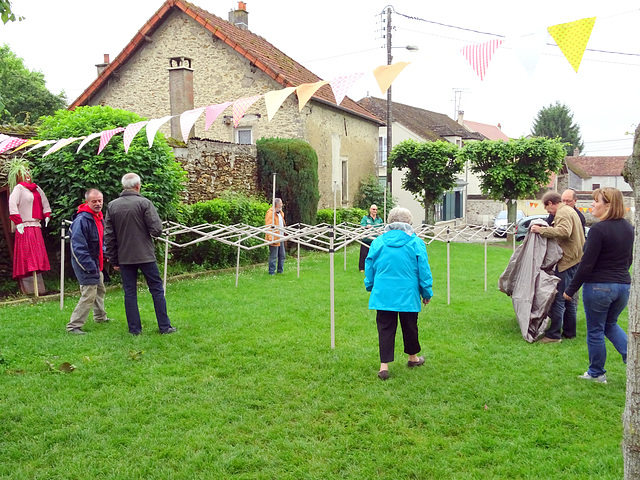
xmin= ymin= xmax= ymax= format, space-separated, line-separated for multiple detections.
xmin=457 ymin=110 xmax=464 ymax=124
xmin=168 ymin=57 xmax=195 ymax=141
xmin=573 ymin=147 xmax=580 ymax=156
xmin=95 ymin=53 xmax=110 ymax=76
xmin=228 ymin=2 xmax=248 ymax=30
xmin=497 ymin=123 xmax=502 ymax=130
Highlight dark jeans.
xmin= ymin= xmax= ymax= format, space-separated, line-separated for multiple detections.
xmin=545 ymin=264 xmax=578 ymax=340
xmin=358 ymin=243 xmax=370 ymax=271
xmin=376 ymin=310 xmax=420 ymax=363
xmin=268 ymin=245 xmax=285 ymax=275
xmin=120 ymin=262 xmax=172 ymax=334
xmin=583 ymin=283 xmax=629 ymax=377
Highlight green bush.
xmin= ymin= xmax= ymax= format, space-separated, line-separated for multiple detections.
xmin=256 ymin=138 xmax=320 ymax=226
xmin=29 ymin=106 xmax=186 ymax=234
xmin=172 ymin=195 xmax=270 ymax=269
xmin=316 ymin=207 xmax=367 ymax=225
xmin=354 ymin=174 xmax=396 ymax=210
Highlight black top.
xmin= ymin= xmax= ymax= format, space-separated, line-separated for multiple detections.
xmin=565 ymin=218 xmax=634 ymax=297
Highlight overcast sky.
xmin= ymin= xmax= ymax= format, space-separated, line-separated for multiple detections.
xmin=1 ymin=0 xmax=639 ymax=155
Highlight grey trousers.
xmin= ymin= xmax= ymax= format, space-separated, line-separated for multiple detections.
xmin=67 ymin=272 xmax=107 ymax=331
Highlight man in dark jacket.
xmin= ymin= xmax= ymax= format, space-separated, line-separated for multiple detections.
xmin=104 ymin=173 xmax=176 ymax=335
xmin=67 ymin=189 xmax=111 ymax=334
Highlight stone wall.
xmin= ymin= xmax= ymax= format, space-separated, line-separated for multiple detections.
xmin=174 ymin=139 xmax=258 ymax=204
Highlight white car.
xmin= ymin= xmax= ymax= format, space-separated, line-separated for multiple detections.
xmin=493 ymin=210 xmax=525 ymax=237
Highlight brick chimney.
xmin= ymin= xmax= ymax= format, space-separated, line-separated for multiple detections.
xmin=228 ymin=2 xmax=248 ymax=30
xmin=96 ymin=54 xmax=110 ymax=76
xmin=456 ymin=110 xmax=464 ymax=124
xmin=168 ymin=57 xmax=194 ymax=140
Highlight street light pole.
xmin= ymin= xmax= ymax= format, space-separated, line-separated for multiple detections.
xmin=386 ymin=6 xmax=393 ymax=196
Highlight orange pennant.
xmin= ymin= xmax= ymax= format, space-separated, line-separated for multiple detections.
xmin=548 ymin=17 xmax=596 ymax=73
xmin=372 ymin=62 xmax=410 ymax=95
xmin=296 ymin=81 xmax=329 ymax=112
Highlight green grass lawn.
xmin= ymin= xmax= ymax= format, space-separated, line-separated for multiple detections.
xmin=0 ymin=242 xmax=627 ymax=479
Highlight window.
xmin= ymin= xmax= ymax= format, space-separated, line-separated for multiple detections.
xmin=592 ymin=183 xmax=600 ymax=190
xmin=236 ymin=128 xmax=252 ymax=145
xmin=341 ymin=158 xmax=348 ymax=204
xmin=378 ymin=136 xmax=387 ymax=165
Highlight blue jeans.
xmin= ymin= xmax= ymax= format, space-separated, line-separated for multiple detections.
xmin=583 ymin=282 xmax=629 ymax=377
xmin=546 ymin=264 xmax=578 ymax=339
xmin=120 ymin=262 xmax=172 ymax=334
xmin=268 ymin=245 xmax=285 ymax=275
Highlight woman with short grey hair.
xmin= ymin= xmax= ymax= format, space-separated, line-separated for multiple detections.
xmin=364 ymin=206 xmax=433 ymax=380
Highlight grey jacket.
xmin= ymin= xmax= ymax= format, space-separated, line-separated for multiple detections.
xmin=104 ymin=190 xmax=163 ymax=266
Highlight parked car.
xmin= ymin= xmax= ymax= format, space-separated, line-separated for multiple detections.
xmin=515 ymin=214 xmax=549 ymax=241
xmin=493 ymin=210 xmax=525 ymax=237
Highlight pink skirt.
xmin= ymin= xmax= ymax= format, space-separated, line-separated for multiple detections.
xmin=13 ymin=226 xmax=50 ymax=278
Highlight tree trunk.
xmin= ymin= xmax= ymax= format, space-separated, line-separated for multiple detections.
xmin=506 ymin=199 xmax=518 ymax=242
xmin=424 ymin=201 xmax=436 ymax=225
xmin=623 ymin=124 xmax=640 ymax=479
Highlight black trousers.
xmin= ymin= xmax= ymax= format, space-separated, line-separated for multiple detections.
xmin=359 ymin=243 xmax=370 ymax=271
xmin=376 ymin=310 xmax=420 ymax=363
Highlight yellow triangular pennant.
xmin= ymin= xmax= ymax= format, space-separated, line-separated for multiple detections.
xmin=372 ymin=62 xmax=410 ymax=95
xmin=548 ymin=17 xmax=596 ymax=73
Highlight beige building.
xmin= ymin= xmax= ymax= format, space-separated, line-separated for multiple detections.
xmin=70 ymin=0 xmax=383 ymax=208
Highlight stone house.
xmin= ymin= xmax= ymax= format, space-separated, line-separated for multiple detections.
xmin=565 ymin=155 xmax=631 ymax=192
xmin=69 ymin=0 xmax=383 ymax=208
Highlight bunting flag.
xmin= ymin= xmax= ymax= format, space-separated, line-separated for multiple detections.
xmin=146 ymin=115 xmax=173 ymax=148
xmin=372 ymin=62 xmax=410 ymax=95
xmin=26 ymin=139 xmax=56 ymax=153
xmin=0 ymin=137 xmax=27 ymax=155
xmin=98 ymin=127 xmax=125 ymax=154
xmin=0 ymin=134 xmax=10 ymax=143
xmin=296 ymin=81 xmax=329 ymax=112
xmin=510 ymin=30 xmax=548 ymax=77
xmin=180 ymin=107 xmax=206 ymax=142
xmin=76 ymin=132 xmax=102 ymax=153
xmin=9 ymin=139 xmax=40 ymax=154
xmin=264 ymin=87 xmax=296 ymax=121
xmin=460 ymin=39 xmax=503 ymax=81
xmin=205 ymin=102 xmax=232 ymax=130
xmin=233 ymin=94 xmax=263 ymax=127
xmin=123 ymin=121 xmax=149 ymax=153
xmin=330 ymin=73 xmax=365 ymax=106
xmin=529 ymin=202 xmax=538 ymax=208
xmin=548 ymin=17 xmax=596 ymax=73
xmin=43 ymin=137 xmax=83 ymax=157
xmin=0 ymin=137 xmax=12 ymax=151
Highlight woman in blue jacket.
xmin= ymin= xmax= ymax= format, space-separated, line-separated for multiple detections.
xmin=365 ymin=207 xmax=433 ymax=380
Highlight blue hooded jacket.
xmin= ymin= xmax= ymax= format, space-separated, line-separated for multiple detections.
xmin=70 ymin=211 xmax=102 ymax=285
xmin=364 ymin=223 xmax=433 ymax=312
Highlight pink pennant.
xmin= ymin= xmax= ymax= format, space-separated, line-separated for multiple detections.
xmin=205 ymin=102 xmax=232 ymax=131
xmin=0 ymin=137 xmax=27 ymax=155
xmin=233 ymin=95 xmax=262 ymax=128
xmin=460 ymin=39 xmax=503 ymax=81
xmin=97 ymin=127 xmax=125 ymax=154
xmin=123 ymin=121 xmax=149 ymax=153
xmin=180 ymin=107 xmax=206 ymax=142
xmin=330 ymin=73 xmax=365 ymax=106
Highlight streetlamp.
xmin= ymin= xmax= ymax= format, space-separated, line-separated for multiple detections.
xmin=384 ymin=6 xmax=418 ymax=196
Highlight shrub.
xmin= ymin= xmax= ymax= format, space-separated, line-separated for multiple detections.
xmin=354 ymin=174 xmax=396 ymax=210
xmin=256 ymin=138 xmax=320 ymax=226
xmin=29 ymin=106 xmax=186 ymax=234
xmin=316 ymin=207 xmax=367 ymax=225
xmin=172 ymin=195 xmax=270 ymax=269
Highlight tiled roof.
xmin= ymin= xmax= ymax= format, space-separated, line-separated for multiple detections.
xmin=462 ymin=120 xmax=510 ymax=141
xmin=565 ymin=156 xmax=629 ymax=178
xmin=69 ymin=0 xmax=382 ymax=125
xmin=357 ymin=97 xmax=485 ymax=142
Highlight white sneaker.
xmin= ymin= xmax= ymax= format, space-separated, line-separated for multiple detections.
xmin=578 ymin=371 xmax=607 ymax=384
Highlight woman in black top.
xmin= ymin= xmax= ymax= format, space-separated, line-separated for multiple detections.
xmin=564 ymin=187 xmax=633 ymax=384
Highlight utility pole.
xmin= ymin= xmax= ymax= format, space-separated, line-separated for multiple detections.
xmin=386 ymin=7 xmax=393 ymax=195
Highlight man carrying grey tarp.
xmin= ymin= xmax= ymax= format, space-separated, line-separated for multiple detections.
xmin=499 ymin=218 xmax=563 ymax=343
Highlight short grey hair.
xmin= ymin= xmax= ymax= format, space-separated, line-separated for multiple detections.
xmin=387 ymin=207 xmax=412 ymax=224
xmin=274 ymin=198 xmax=282 ymax=207
xmin=122 ymin=173 xmax=141 ymax=190
xmin=85 ymin=188 xmax=102 ymax=200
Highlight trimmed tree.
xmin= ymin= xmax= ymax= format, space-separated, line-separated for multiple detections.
xmin=354 ymin=174 xmax=395 ymax=213
xmin=389 ymin=139 xmax=463 ymax=224
xmin=29 ymin=106 xmax=186 ymax=233
xmin=256 ymin=138 xmax=320 ymax=226
xmin=459 ymin=137 xmax=567 ymax=226
xmin=622 ymin=123 xmax=640 ymax=479
xmin=531 ymin=101 xmax=584 ymax=156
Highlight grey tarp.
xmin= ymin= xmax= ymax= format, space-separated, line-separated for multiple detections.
xmin=498 ymin=220 xmax=563 ymax=343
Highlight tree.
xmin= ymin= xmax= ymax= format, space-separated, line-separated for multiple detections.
xmin=0 ymin=44 xmax=66 ymax=124
xmin=354 ymin=174 xmax=395 ymax=213
xmin=389 ymin=139 xmax=463 ymax=224
xmin=459 ymin=137 xmax=567 ymax=225
xmin=256 ymin=138 xmax=320 ymax=226
xmin=531 ymin=101 xmax=584 ymax=156
xmin=1 ymin=0 xmax=23 ymax=24
xmin=622 ymin=123 xmax=640 ymax=479
xmin=28 ymin=106 xmax=186 ymax=233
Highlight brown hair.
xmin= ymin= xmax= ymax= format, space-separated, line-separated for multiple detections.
xmin=541 ymin=191 xmax=561 ymax=206
xmin=593 ymin=187 xmax=625 ymax=220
